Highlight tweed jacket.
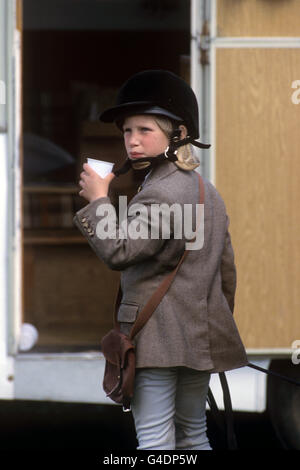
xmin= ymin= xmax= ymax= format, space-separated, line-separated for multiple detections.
xmin=73 ymin=160 xmax=248 ymax=373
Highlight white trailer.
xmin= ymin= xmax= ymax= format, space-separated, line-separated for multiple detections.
xmin=0 ymin=0 xmax=299 ymax=449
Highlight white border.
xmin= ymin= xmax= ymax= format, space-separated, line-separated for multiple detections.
xmin=213 ymin=37 xmax=300 ymax=48
xmin=7 ymin=0 xmax=22 ymax=356
xmin=0 ymin=0 xmax=7 ymax=129
xmin=190 ymin=0 xmax=204 ymax=174
xmin=0 ymin=0 xmax=17 ymax=399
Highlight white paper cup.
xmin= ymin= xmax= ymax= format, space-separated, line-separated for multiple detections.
xmin=87 ymin=158 xmax=114 ymax=178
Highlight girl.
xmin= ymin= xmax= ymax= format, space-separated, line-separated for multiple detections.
xmin=74 ymin=70 xmax=248 ymax=450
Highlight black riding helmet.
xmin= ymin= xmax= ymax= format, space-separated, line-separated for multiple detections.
xmin=99 ymin=70 xmax=210 ymax=176
xmin=100 ymin=69 xmax=199 ymax=139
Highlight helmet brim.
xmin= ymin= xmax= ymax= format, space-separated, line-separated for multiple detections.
xmin=99 ymin=102 xmax=183 ymax=124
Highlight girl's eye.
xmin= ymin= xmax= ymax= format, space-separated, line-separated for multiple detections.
xmin=141 ymin=127 xmax=151 ymax=132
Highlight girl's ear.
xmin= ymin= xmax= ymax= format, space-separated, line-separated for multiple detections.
xmin=179 ymin=124 xmax=188 ymax=139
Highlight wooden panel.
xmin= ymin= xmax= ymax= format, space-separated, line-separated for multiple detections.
xmin=215 ymin=48 xmax=300 ymax=348
xmin=16 ymin=0 xmax=23 ymax=31
xmin=217 ymin=0 xmax=300 ymax=37
xmin=23 ymin=244 xmax=120 ymax=347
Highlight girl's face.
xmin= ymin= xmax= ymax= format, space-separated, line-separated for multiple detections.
xmin=123 ymin=115 xmax=169 ymax=160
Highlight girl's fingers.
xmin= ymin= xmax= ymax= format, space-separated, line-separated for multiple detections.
xmin=83 ymin=163 xmax=105 ymax=180
xmin=105 ymin=172 xmax=116 ymax=184
xmin=83 ymin=163 xmax=98 ymax=177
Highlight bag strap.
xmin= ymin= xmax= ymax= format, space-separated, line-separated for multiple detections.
xmin=113 ymin=173 xmax=205 ymax=341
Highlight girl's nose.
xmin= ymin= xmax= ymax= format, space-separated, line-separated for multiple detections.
xmin=128 ymin=131 xmax=139 ymax=146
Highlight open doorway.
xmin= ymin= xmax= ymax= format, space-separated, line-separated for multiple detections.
xmin=22 ymin=0 xmax=191 ymax=351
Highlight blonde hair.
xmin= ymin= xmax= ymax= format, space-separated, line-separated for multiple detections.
xmin=154 ymin=116 xmax=200 ymax=171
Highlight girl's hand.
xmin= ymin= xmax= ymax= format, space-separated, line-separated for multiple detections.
xmin=78 ymin=163 xmax=115 ymax=203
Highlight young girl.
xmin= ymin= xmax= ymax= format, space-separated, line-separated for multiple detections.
xmin=73 ymin=70 xmax=248 ymax=450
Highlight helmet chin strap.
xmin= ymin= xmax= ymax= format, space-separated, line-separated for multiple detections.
xmin=112 ymin=130 xmax=211 ymax=177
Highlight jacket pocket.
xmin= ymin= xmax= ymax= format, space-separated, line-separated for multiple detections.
xmin=117 ymin=302 xmax=139 ymax=323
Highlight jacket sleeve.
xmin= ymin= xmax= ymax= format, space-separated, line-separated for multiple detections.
xmin=73 ymin=191 xmax=172 ymax=271
xmin=220 ymin=216 xmax=237 ymax=314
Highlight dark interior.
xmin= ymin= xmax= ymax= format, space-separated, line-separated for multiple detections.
xmin=22 ymin=0 xmax=190 ymax=350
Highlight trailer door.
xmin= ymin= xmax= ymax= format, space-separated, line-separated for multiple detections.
xmin=198 ymin=0 xmax=300 ymax=351
xmin=0 ymin=0 xmax=23 ymax=399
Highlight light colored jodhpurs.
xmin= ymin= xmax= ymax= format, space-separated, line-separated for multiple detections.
xmin=131 ymin=367 xmax=212 ymax=450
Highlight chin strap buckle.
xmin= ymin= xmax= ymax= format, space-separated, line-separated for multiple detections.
xmin=164 ymin=146 xmax=178 ymax=159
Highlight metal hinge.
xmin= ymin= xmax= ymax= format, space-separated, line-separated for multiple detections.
xmin=192 ymin=20 xmax=210 ymax=66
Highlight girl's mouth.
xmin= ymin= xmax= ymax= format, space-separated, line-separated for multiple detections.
xmin=130 ymin=153 xmax=144 ymax=159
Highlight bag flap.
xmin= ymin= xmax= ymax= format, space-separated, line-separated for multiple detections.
xmin=101 ymin=329 xmax=134 ymax=367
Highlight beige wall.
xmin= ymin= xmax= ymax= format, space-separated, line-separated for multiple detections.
xmin=215 ymin=2 xmax=300 ymax=348
xmin=217 ymin=0 xmax=300 ymax=37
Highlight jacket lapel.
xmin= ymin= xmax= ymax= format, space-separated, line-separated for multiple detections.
xmin=141 ymin=160 xmax=179 ymax=190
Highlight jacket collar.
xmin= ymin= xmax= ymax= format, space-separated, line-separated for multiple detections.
xmin=141 ymin=160 xmax=179 ymax=190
